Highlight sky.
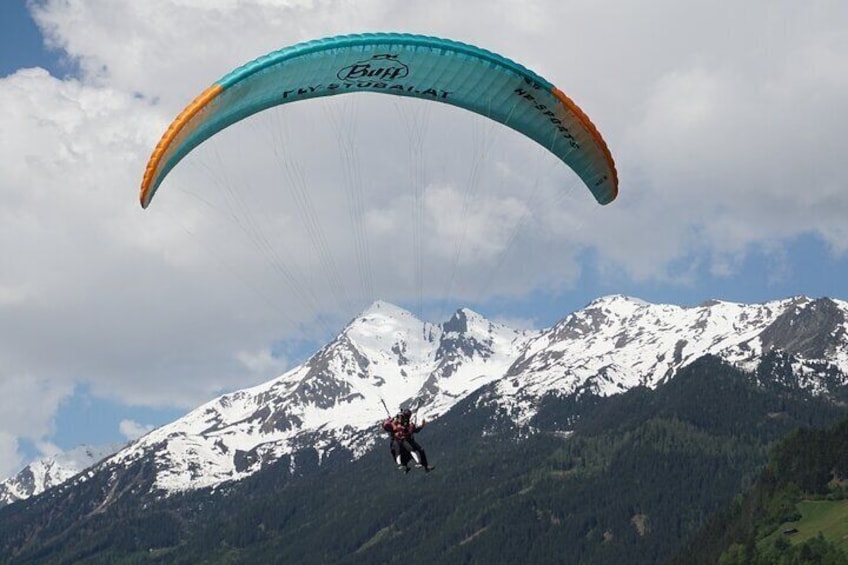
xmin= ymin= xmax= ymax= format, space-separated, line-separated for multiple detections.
xmin=1 ymin=0 xmax=847 ymax=478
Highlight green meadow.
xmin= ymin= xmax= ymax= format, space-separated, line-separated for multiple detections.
xmin=766 ymin=499 xmax=848 ymax=551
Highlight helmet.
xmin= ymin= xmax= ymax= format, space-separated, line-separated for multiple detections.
xmin=402 ymin=408 xmax=412 ymax=419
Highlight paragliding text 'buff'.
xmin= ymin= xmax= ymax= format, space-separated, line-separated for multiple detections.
xmin=337 ymin=54 xmax=409 ymax=82
xmin=281 ymin=54 xmax=449 ymax=100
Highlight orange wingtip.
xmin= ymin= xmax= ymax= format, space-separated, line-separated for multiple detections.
xmin=551 ymin=87 xmax=618 ymax=203
xmin=139 ymin=84 xmax=224 ymax=208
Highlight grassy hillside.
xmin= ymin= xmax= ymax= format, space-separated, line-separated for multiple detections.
xmin=763 ymin=499 xmax=848 ymax=551
xmin=674 ymin=417 xmax=848 ymax=565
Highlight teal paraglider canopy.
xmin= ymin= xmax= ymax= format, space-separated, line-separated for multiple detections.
xmin=140 ymin=32 xmax=618 ymax=208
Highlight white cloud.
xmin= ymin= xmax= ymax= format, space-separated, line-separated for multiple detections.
xmin=0 ymin=285 xmax=28 ymax=307
xmin=0 ymin=432 xmax=23 ymax=480
xmin=119 ymin=419 xmax=155 ymax=441
xmin=425 ymin=184 xmax=530 ymax=261
xmin=0 ymin=375 xmax=73 ymax=477
xmin=34 ymin=440 xmax=63 ymax=460
xmin=236 ymin=347 xmax=290 ymax=377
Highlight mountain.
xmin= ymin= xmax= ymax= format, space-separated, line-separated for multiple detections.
xmin=1 ymin=295 xmax=847 ymax=563
xmin=162 ymin=357 xmax=844 ymax=565
xmin=8 ymin=295 xmax=848 ymax=501
xmin=2 ymin=356 xmax=844 ymax=564
xmin=103 ymin=300 xmax=531 ymax=494
xmin=122 ymin=296 xmax=848 ymax=495
xmin=487 ymin=295 xmax=848 ymax=424
xmin=0 ymin=444 xmax=122 ymax=507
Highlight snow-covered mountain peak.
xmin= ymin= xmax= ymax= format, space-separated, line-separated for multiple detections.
xmin=441 ymin=307 xmax=505 ymax=337
xmin=343 ymin=302 xmax=436 ymax=359
xmin=488 ymin=296 xmax=848 ymax=427
xmin=585 ymin=294 xmax=649 ymax=310
xmin=435 ymin=307 xmax=528 ymax=364
xmin=758 ymin=296 xmax=848 ymax=360
xmin=65 ymin=296 xmax=847 ymax=499
xmin=102 ymin=302 xmax=528 ymax=493
xmin=356 ymin=300 xmax=418 ymax=323
xmin=0 ymin=443 xmax=122 ymax=507
xmin=580 ymin=295 xmax=656 ymax=322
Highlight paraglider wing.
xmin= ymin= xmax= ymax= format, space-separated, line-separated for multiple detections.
xmin=140 ymin=33 xmax=618 ymax=209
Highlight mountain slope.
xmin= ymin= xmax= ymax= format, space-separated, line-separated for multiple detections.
xmin=5 ymin=295 xmax=846 ymax=506
xmin=106 ymin=300 xmax=532 ymax=493
xmin=487 ymin=295 xmax=848 ymax=423
xmin=3 ymin=356 xmax=845 ymax=564
xmin=132 ymin=358 xmax=848 ymax=564
xmin=0 ymin=444 xmax=121 ymax=507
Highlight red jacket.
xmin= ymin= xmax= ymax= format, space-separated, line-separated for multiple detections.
xmin=382 ymin=417 xmax=423 ymax=441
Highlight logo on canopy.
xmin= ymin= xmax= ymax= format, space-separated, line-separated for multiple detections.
xmin=337 ymin=54 xmax=410 ymax=82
